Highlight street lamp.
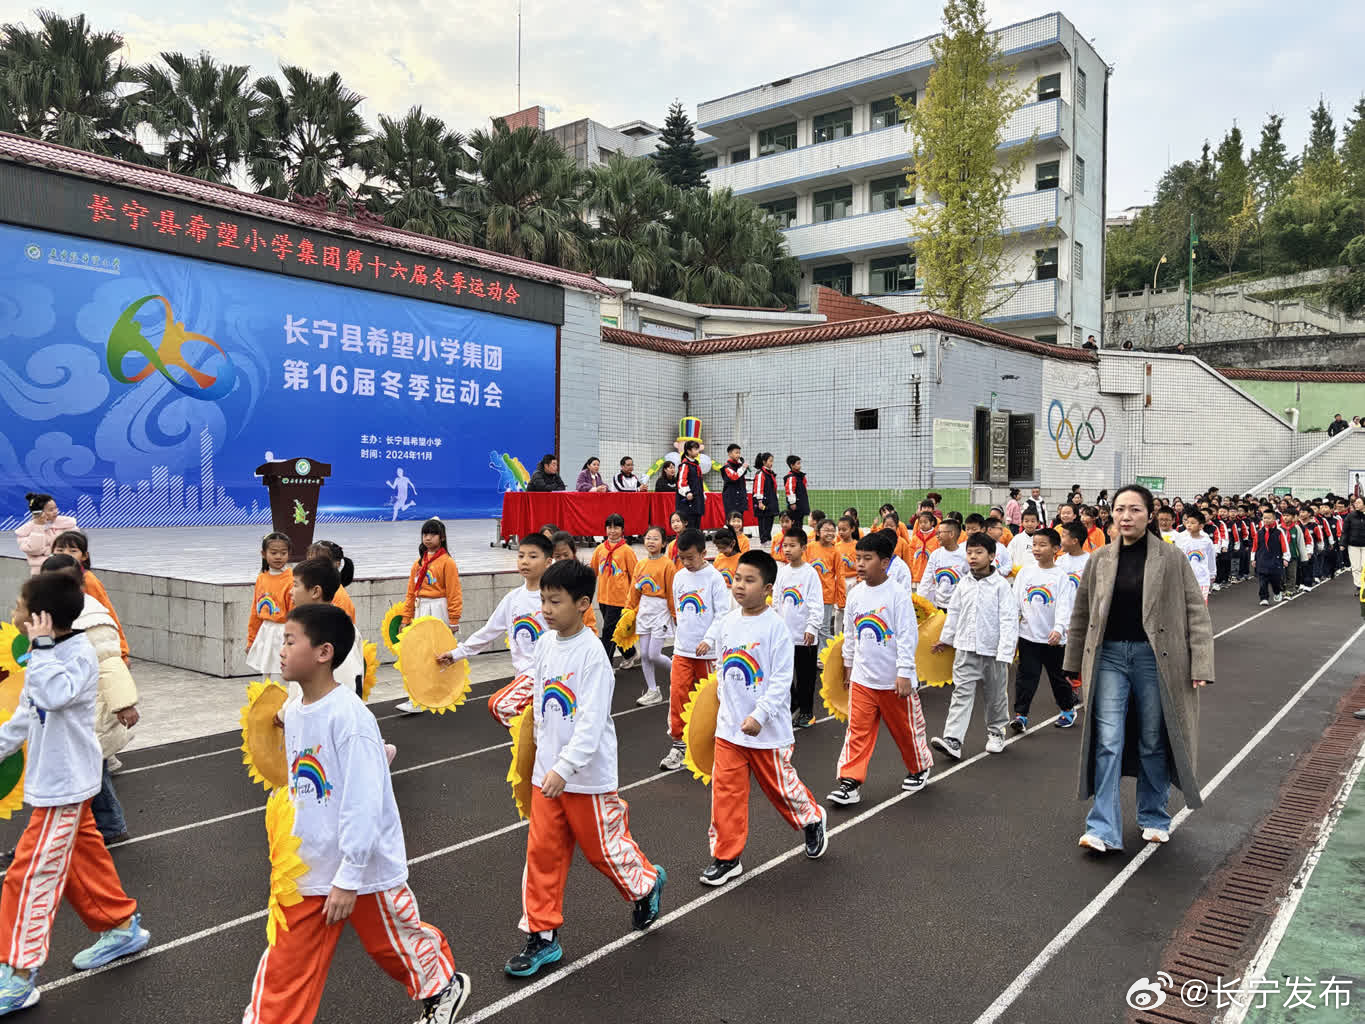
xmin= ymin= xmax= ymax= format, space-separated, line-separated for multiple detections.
xmin=1152 ymin=254 xmax=1168 ymax=292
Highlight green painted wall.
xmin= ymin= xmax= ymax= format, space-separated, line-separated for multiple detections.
xmin=807 ymin=489 xmax=993 ymax=525
xmin=1233 ymin=380 xmax=1364 ymax=432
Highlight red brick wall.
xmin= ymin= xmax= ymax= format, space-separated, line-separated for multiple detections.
xmin=499 ymin=106 xmax=545 ymax=132
xmin=810 ymin=286 xmax=895 ymax=322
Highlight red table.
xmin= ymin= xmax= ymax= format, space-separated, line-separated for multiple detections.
xmin=500 ymin=492 xmax=751 ymax=539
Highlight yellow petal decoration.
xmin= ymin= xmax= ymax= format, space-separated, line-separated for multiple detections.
xmin=264 ymin=786 xmax=307 ymax=946
xmin=506 ymin=704 xmax=537 ymax=820
xmin=915 ymin=612 xmax=955 ymax=688
xmin=818 ymin=633 xmax=849 ymax=722
xmin=361 ymin=641 xmax=379 ymax=701
xmin=240 ymin=681 xmax=290 ymax=790
xmin=0 ymin=709 xmax=24 ymax=822
xmin=380 ymin=602 xmax=406 ymax=655
xmin=395 ymin=618 xmax=470 ymax=714
xmin=612 ymin=607 xmax=638 ymax=651
xmin=0 ymin=623 xmax=26 ymax=718
xmin=680 ymin=674 xmax=720 ymax=784
xmin=911 ymin=592 xmax=938 ymax=626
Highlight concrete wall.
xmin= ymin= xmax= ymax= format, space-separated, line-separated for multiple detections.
xmin=1163 ymin=334 xmax=1365 ymax=372
xmin=597 ymin=341 xmax=687 ymax=472
xmin=1255 ymin=430 xmax=1365 ymax=497
xmin=1040 ymin=360 xmax=1126 ymax=495
xmin=556 ymin=289 xmax=604 ymax=478
xmin=1227 ymin=380 xmax=1364 ymax=432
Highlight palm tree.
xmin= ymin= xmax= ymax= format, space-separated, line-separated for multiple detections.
xmin=127 ymin=52 xmax=265 ymax=183
xmin=668 ymin=188 xmax=799 ymax=307
xmin=356 ymin=106 xmax=474 ymax=241
xmin=584 ymin=154 xmax=676 ymax=291
xmin=250 ymin=65 xmax=366 ymax=202
xmin=0 ymin=9 xmax=141 ymax=159
xmin=455 ymin=121 xmax=588 ymax=269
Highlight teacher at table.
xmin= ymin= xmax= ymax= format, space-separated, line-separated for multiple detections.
xmin=1064 ymin=483 xmax=1213 ymax=854
xmin=526 ymin=454 xmax=566 ymax=492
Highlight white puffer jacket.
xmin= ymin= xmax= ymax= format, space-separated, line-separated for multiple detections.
xmin=74 ymin=596 xmax=139 ymax=757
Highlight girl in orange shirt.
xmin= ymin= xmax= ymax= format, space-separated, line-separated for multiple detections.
xmin=771 ymin=511 xmax=794 ymax=563
xmin=52 ymin=530 xmax=129 ymax=663
xmin=908 ymin=511 xmax=940 ymax=583
xmin=664 ymin=511 xmax=686 ymax=567
xmin=713 ymin=528 xmax=741 ymax=588
xmin=308 ymin=541 xmax=356 ymax=623
xmin=549 ymin=531 xmax=597 ymax=634
xmin=879 ymin=503 xmax=911 ymax=543
xmin=401 ymin=518 xmax=462 ymax=629
xmin=629 ymin=526 xmax=677 ymax=707
xmin=725 ymin=510 xmax=751 ymax=553
xmin=881 ymin=512 xmax=915 ymax=565
xmin=808 ymin=518 xmax=846 ymax=644
xmin=247 ymin=531 xmax=293 ymax=682
xmin=591 ymin=513 xmax=638 ymax=664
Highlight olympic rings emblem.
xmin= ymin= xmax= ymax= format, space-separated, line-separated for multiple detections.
xmin=1047 ymin=400 xmax=1106 ymax=461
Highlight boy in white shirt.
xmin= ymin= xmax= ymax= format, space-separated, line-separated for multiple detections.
xmin=775 ymin=527 xmax=824 ymax=729
xmin=1011 ymin=528 xmax=1078 ymax=733
xmin=929 ymin=533 xmax=1018 ymax=761
xmin=697 ymin=550 xmax=826 ymax=886
xmin=985 ymin=517 xmax=1014 ymax=577
xmin=1007 ymin=509 xmax=1042 ymax=576
xmin=0 ymin=573 xmax=149 ymax=1015
xmin=505 ymin=560 xmax=666 ymax=979
xmin=243 ymin=603 xmax=469 ymax=1024
xmin=1174 ymin=509 xmax=1216 ymax=604
xmin=829 ymin=531 xmax=933 ymax=807
xmin=1055 ymin=521 xmax=1091 ymax=709
xmin=438 ymin=532 xmax=553 ymax=726
xmin=659 ymin=529 xmax=733 ymax=772
xmin=917 ymin=519 xmax=969 ymax=611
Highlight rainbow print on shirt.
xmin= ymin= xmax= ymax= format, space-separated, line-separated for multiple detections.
xmin=637 ymin=576 xmax=664 ymax=596
xmin=841 ymin=553 xmax=856 ymax=572
xmin=1024 ymin=585 xmax=1054 ymax=605
xmin=721 ymin=644 xmax=763 ymax=691
xmin=677 ymin=590 xmax=706 ymax=615
xmin=424 ymin=569 xmax=438 ymax=587
xmin=511 ymin=614 xmax=544 ymax=646
xmin=854 ymin=609 xmax=893 ymax=645
xmin=1187 ymin=550 xmax=1206 ymax=565
xmin=933 ymin=566 xmax=962 ymax=588
xmin=809 ymin=558 xmax=830 ymax=577
xmin=256 ymin=594 xmax=281 ymax=616
xmin=598 ymin=558 xmax=619 ymax=577
xmin=541 ymin=674 xmax=577 ymax=720
xmin=1066 ymin=572 xmax=1083 ymax=591
xmin=718 ymin=566 xmax=735 ymax=586
xmin=290 ymin=746 xmax=334 ymax=803
xmin=780 ymin=586 xmax=804 ymax=608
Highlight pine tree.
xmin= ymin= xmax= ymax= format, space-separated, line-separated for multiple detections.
xmin=1340 ymin=96 xmax=1365 ymax=200
xmin=654 ymin=100 xmax=709 ymax=191
xmin=1304 ymin=97 xmax=1336 ymax=166
xmin=1247 ymin=113 xmax=1297 ymax=209
xmin=1213 ymin=126 xmax=1247 ymax=222
xmin=902 ymin=0 xmax=1035 ymax=321
xmin=1296 ymin=97 xmax=1346 ymax=198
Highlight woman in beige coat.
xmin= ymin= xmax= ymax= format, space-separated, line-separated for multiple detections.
xmin=1063 ymin=484 xmax=1214 ymax=853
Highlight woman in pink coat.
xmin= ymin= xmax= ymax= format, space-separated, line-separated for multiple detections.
xmin=14 ymin=492 xmax=78 ymax=574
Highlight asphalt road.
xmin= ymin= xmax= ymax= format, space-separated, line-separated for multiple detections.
xmin=5 ymin=573 xmax=1362 ymax=1024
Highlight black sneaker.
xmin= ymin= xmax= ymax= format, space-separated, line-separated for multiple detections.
xmin=793 ymin=711 xmax=814 ymax=730
xmin=826 ymin=778 xmax=861 ymax=806
xmin=504 ymin=931 xmax=563 ymax=977
xmin=631 ymin=865 xmax=667 ymax=929
xmin=930 ymin=736 xmax=962 ymax=760
xmin=103 ymin=831 xmax=131 ymax=847
xmin=1009 ymin=714 xmax=1028 ymax=734
xmin=699 ymin=857 xmax=743 ymax=886
xmin=804 ymin=810 xmax=828 ymax=859
xmin=420 ymin=972 xmax=472 ymax=1022
xmin=902 ymin=769 xmax=930 ymax=792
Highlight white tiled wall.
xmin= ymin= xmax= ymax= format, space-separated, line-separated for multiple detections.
xmin=1041 ymin=361 xmax=1126 ymax=494
xmin=557 ymin=289 xmax=605 ymax=475
xmin=596 ymin=342 xmax=687 ymax=470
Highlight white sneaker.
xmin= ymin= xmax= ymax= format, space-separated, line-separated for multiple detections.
xmin=106 ymin=755 xmax=123 ymax=773
xmin=1078 ymin=833 xmax=1114 ymax=853
xmin=659 ymin=745 xmax=685 ymax=771
xmin=636 ymin=689 xmax=663 ymax=707
xmin=1273 ymin=592 xmax=1283 ymax=603
xmin=985 ymin=732 xmax=1005 ymax=754
xmin=395 ymin=700 xmax=421 ymax=714
xmin=620 ymin=654 xmax=641 ymax=670
xmin=1142 ymin=827 xmax=1170 ymax=844
xmin=1259 ymin=599 xmax=1269 ymax=607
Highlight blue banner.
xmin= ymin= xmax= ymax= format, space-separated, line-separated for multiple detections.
xmin=0 ymin=223 xmax=556 ymax=528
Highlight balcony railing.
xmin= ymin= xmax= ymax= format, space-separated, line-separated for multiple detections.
xmin=871 ymin=278 xmax=1060 ymax=322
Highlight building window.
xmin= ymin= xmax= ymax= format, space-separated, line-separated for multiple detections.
xmin=870 ymin=174 xmax=915 ymax=211
xmin=758 ymin=122 xmax=798 ymax=156
xmin=730 ymin=146 xmax=750 ymax=164
xmin=1038 ymin=73 xmax=1061 ymax=102
xmin=868 ymin=254 xmax=916 ymax=294
xmin=700 ymin=153 xmax=718 ymax=170
xmin=813 ymin=185 xmax=853 ymax=223
xmin=1076 ymin=68 xmax=1087 ymax=109
xmin=1035 ymin=333 xmax=1058 ymax=345
xmin=1074 ymin=241 xmax=1084 ymax=281
xmin=1072 ymin=326 xmax=1083 ymax=347
xmin=759 ymin=197 xmax=797 ymax=229
xmin=854 ymin=408 xmax=879 ymax=431
xmin=1008 ymin=414 xmax=1035 ymax=479
xmin=1035 ymin=160 xmax=1060 ymax=191
xmin=871 ymin=95 xmax=911 ymax=130
xmin=1075 ymin=155 xmax=1085 ymax=196
xmin=812 ymin=263 xmax=853 ymax=294
xmin=1036 ymin=247 xmax=1059 ymax=280
xmin=813 ymin=107 xmax=853 ymax=144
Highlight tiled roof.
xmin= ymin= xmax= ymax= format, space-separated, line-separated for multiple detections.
xmin=0 ymin=131 xmax=614 ymax=296
xmin=1218 ymin=367 xmax=1365 ymax=383
xmin=603 ymin=311 xmax=1096 ymax=360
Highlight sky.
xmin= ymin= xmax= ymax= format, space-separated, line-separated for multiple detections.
xmin=6 ymin=0 xmax=1364 ymax=212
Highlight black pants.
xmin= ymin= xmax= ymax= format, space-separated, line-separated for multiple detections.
xmin=1215 ymin=552 xmax=1231 ymax=585
xmin=1299 ymin=559 xmax=1315 ymax=588
xmin=1257 ymin=567 xmax=1284 ymax=601
xmin=598 ymin=604 xmax=636 ymax=660
xmin=756 ymin=513 xmax=775 ymax=544
xmin=791 ymin=643 xmax=819 ymax=716
xmin=680 ymin=513 xmax=701 ymax=530
xmin=1014 ymin=637 xmax=1074 ymax=717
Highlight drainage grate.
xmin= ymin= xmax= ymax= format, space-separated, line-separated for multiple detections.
xmin=1130 ymin=675 xmax=1365 ymax=1024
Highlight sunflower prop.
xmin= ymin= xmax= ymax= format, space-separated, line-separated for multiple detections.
xmin=915 ymin=611 xmax=955 ymax=688
xmin=506 ymin=704 xmax=537 ymax=820
xmin=395 ymin=618 xmax=470 ymax=714
xmin=361 ymin=641 xmax=379 ymax=701
xmin=911 ymin=592 xmax=938 ymax=627
xmin=264 ymin=786 xmax=308 ymax=946
xmin=680 ymin=674 xmax=721 ymax=785
xmin=818 ymin=634 xmax=849 ymax=722
xmin=380 ymin=602 xmax=406 ymax=656
xmin=0 ymin=709 xmax=24 ymax=822
xmin=612 ymin=607 xmax=639 ymax=651
xmin=0 ymin=623 xmax=25 ymax=717
xmin=240 ymin=681 xmax=290 ymax=790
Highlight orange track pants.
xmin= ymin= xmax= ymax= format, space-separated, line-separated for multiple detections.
xmin=669 ymin=656 xmax=713 ymax=740
xmin=835 ymin=682 xmax=933 ymax=783
xmin=708 ymin=737 xmax=822 ymax=861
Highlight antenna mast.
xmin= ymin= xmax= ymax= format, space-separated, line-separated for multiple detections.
xmin=516 ymin=0 xmax=522 ymax=109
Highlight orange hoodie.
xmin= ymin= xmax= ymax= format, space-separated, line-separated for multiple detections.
xmin=83 ymin=571 xmax=129 ymax=662
xmin=248 ymin=569 xmax=293 ymax=648
xmin=628 ymin=555 xmax=677 ymax=618
xmin=909 ymin=526 xmax=939 ymax=583
xmin=1084 ymin=525 xmax=1106 ymax=552
xmin=403 ymin=549 xmax=462 ymax=625
xmin=332 ymin=582 xmax=357 ymax=623
xmin=807 ymin=541 xmax=846 ymax=607
xmin=590 ymin=540 xmax=638 ymax=607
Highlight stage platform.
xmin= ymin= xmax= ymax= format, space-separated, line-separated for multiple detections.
xmin=0 ymin=520 xmax=525 ymax=678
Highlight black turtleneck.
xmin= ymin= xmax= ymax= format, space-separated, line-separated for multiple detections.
xmin=1103 ymin=534 xmax=1149 ymax=643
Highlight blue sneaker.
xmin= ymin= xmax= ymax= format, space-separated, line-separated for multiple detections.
xmin=1055 ymin=709 xmax=1078 ymax=729
xmin=71 ymin=913 xmax=150 ymax=971
xmin=504 ymin=931 xmax=562 ymax=977
xmin=631 ymin=865 xmax=667 ymax=930
xmin=0 ymin=965 xmax=38 ymax=1015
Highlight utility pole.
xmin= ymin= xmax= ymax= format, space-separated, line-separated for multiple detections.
xmin=516 ymin=0 xmax=522 ymax=110
xmin=1186 ymin=213 xmax=1197 ymax=348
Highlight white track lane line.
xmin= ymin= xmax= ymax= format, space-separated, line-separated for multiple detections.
xmin=968 ymin=621 xmax=1365 ymax=1024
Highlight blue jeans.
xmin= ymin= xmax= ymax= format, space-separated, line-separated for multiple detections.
xmin=1084 ymin=641 xmax=1171 ymax=848
xmin=91 ymin=764 xmax=127 ymax=841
